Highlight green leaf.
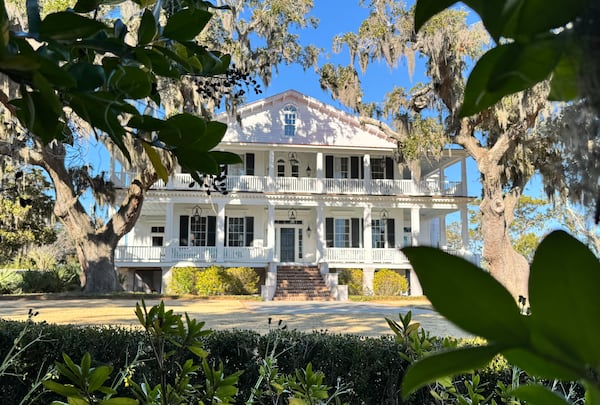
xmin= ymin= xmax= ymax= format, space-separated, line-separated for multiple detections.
xmin=127 ymin=115 xmax=167 ymax=132
xmin=39 ymin=12 xmax=108 ymax=41
xmin=99 ymin=398 xmax=139 ymax=405
xmin=402 ymin=345 xmax=500 ymax=398
xmin=414 ymin=0 xmax=460 ymax=33
xmin=0 ymin=54 xmax=40 ymax=71
xmin=584 ymin=381 xmax=600 ymax=404
xmin=549 ymin=50 xmax=580 ymax=101
xmin=511 ymin=384 xmax=572 ymax=405
xmin=11 ymin=92 xmax=67 ymax=143
xmin=73 ymin=0 xmax=102 ymax=13
xmin=107 ymin=66 xmax=152 ymax=99
xmin=67 ymin=62 xmax=105 ymax=91
xmin=402 ymin=246 xmax=527 ymax=343
xmin=188 ymin=345 xmax=208 ymax=358
xmin=32 ymin=72 xmax=62 ymax=115
xmin=142 ymin=142 xmax=169 ymax=183
xmin=516 ymin=0 xmax=590 ymax=38
xmin=43 ymin=380 xmax=80 ymax=397
xmin=503 ymin=348 xmax=580 ymax=381
xmin=163 ymin=8 xmax=212 ymax=42
xmin=460 ymin=41 xmax=561 ymax=117
xmin=528 ymin=230 xmax=600 ymax=367
xmin=88 ymin=365 xmax=112 ymax=392
xmin=209 ymin=151 xmax=243 ymax=165
xmin=137 ymin=9 xmax=157 ymax=45
xmin=159 ymin=113 xmax=207 ymax=146
xmin=0 ymin=0 xmax=9 ymax=53
xmin=39 ymin=58 xmax=77 ymax=88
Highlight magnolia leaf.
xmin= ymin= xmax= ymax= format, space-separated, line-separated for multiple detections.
xmin=209 ymin=151 xmax=243 ymax=165
xmin=460 ymin=41 xmax=561 ymax=116
xmin=516 ymin=0 xmax=589 ymax=38
xmin=107 ymin=66 xmax=152 ymax=99
xmin=99 ymin=398 xmax=139 ymax=405
xmin=529 ymin=230 xmax=600 ymax=367
xmin=512 ymin=384 xmax=572 ymax=405
xmin=549 ymin=52 xmax=580 ymax=101
xmin=42 ymin=380 xmax=80 ymax=397
xmin=39 ymin=12 xmax=108 ymax=41
xmin=73 ymin=0 xmax=103 ymax=13
xmin=67 ymin=62 xmax=105 ymax=91
xmin=502 ymin=348 xmax=580 ymax=381
xmin=137 ymin=9 xmax=157 ymax=45
xmin=414 ymin=0 xmax=459 ymax=33
xmin=402 ymin=345 xmax=500 ymax=398
xmin=163 ymin=8 xmax=212 ymax=42
xmin=88 ymin=365 xmax=112 ymax=392
xmin=142 ymin=142 xmax=169 ymax=183
xmin=402 ymin=246 xmax=527 ymax=344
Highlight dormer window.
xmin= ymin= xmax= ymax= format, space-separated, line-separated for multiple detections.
xmin=283 ymin=104 xmax=297 ymax=136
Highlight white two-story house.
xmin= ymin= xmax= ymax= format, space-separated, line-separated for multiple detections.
xmin=113 ymin=90 xmax=475 ymax=299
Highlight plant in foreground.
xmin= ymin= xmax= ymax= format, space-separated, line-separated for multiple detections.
xmin=401 ymin=230 xmax=600 ymax=404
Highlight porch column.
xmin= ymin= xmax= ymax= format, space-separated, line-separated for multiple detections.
xmin=268 ymin=150 xmax=275 ymax=192
xmin=461 ymin=205 xmax=469 ymax=251
xmin=363 ymin=205 xmax=372 ymax=263
xmin=438 ymin=165 xmax=445 ymax=194
xmin=410 ymin=207 xmax=420 ymax=246
xmin=316 ymin=152 xmax=324 ymax=193
xmin=439 ymin=213 xmax=447 ymax=248
xmin=461 ymin=157 xmax=468 ymax=195
xmin=316 ymin=204 xmax=325 ymax=262
xmin=363 ymin=154 xmax=372 ymax=194
xmin=267 ymin=204 xmax=275 ymax=261
xmin=216 ymin=202 xmax=226 ymax=262
xmin=164 ymin=202 xmax=174 ymax=262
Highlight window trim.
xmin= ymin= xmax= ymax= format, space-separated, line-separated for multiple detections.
xmin=282 ymin=104 xmax=297 ymax=137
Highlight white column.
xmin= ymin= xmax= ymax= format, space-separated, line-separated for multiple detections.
xmin=363 ymin=205 xmax=372 ymax=263
xmin=316 ymin=204 xmax=325 ymax=262
xmin=164 ymin=202 xmax=174 ymax=246
xmin=411 ymin=207 xmax=420 ymax=246
xmin=267 ymin=204 xmax=275 ymax=261
xmin=461 ymin=157 xmax=468 ymax=195
xmin=461 ymin=206 xmax=469 ymax=251
xmin=316 ymin=152 xmax=324 ymax=193
xmin=268 ymin=150 xmax=275 ymax=192
xmin=439 ymin=214 xmax=447 ymax=248
xmin=216 ymin=202 xmax=226 ymax=262
xmin=439 ymin=165 xmax=445 ymax=194
xmin=363 ymin=154 xmax=371 ymax=194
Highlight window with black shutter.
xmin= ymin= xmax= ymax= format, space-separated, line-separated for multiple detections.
xmin=245 ymin=217 xmax=254 ymax=247
xmin=179 ymin=216 xmax=189 ymax=246
xmin=325 ymin=155 xmax=334 ymax=178
xmin=351 ymin=218 xmax=361 ymax=247
xmin=245 ymin=153 xmax=255 ymax=175
xmin=386 ymin=218 xmax=396 ymax=247
xmin=325 ymin=217 xmax=334 ymax=247
xmin=207 ymin=216 xmax=216 ymax=246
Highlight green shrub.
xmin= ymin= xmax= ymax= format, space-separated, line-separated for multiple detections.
xmin=52 ymin=260 xmax=81 ymax=291
xmin=20 ymin=270 xmax=62 ymax=293
xmin=195 ymin=265 xmax=230 ymax=295
xmin=169 ymin=266 xmax=198 ymax=294
xmin=373 ymin=269 xmax=409 ymax=296
xmin=226 ymin=267 xmax=259 ymax=294
xmin=338 ymin=268 xmax=363 ymax=295
xmin=0 ymin=269 xmax=21 ymax=294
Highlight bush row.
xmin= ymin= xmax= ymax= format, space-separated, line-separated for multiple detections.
xmin=338 ymin=268 xmax=409 ymax=296
xmin=0 ymin=262 xmax=81 ymax=294
xmin=168 ymin=265 xmax=260 ymax=295
xmin=0 ymin=316 xmax=516 ymax=404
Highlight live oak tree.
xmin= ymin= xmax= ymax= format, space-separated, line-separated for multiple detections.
xmin=0 ymin=0 xmax=319 ymax=292
xmin=319 ymin=0 xmax=554 ymax=298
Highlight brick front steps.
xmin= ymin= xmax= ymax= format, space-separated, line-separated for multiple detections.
xmin=273 ymin=266 xmax=332 ymax=301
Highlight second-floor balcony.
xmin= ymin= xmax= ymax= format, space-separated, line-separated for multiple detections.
xmin=112 ymin=172 xmax=465 ymax=196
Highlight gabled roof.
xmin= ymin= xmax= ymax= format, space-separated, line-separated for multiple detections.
xmin=216 ymin=89 xmax=398 ymax=150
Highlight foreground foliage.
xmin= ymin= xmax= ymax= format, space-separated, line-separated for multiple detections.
xmin=402 ymin=230 xmax=600 ymax=404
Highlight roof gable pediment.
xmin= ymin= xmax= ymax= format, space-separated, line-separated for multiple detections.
xmin=218 ymin=90 xmax=397 ymax=149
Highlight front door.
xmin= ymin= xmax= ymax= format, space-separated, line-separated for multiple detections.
xmin=280 ymin=228 xmax=296 ymax=262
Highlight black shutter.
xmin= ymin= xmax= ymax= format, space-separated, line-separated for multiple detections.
xmin=325 ymin=155 xmax=334 ymax=178
xmin=245 ymin=217 xmax=254 ymax=247
xmin=179 ymin=215 xmax=189 ymax=246
xmin=325 ymin=217 xmax=334 ymax=247
xmin=387 ymin=218 xmax=395 ymax=247
xmin=207 ymin=216 xmax=216 ymax=246
xmin=351 ymin=218 xmax=360 ymax=248
xmin=360 ymin=157 xmax=364 ymax=179
xmin=245 ymin=153 xmax=255 ymax=175
xmin=350 ymin=156 xmax=359 ymax=179
xmin=385 ymin=157 xmax=394 ymax=179
xmin=360 ymin=218 xmax=364 ymax=247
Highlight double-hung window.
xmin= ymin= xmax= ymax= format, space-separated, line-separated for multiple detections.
xmin=283 ymin=105 xmax=297 ymax=136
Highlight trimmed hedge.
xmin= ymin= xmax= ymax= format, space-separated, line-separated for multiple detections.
xmin=168 ymin=266 xmax=260 ymax=296
xmin=0 ymin=319 xmax=520 ymax=404
xmin=373 ymin=269 xmax=409 ymax=296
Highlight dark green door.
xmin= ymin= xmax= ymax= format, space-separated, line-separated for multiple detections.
xmin=280 ymin=228 xmax=295 ymax=262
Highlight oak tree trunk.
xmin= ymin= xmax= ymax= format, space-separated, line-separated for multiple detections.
xmin=76 ymin=237 xmax=121 ymax=293
xmin=479 ymin=168 xmax=529 ymax=299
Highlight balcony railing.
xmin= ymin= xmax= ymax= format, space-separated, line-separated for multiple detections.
xmin=115 ymin=246 xmax=271 ymax=264
xmin=111 ymin=172 xmax=464 ymax=196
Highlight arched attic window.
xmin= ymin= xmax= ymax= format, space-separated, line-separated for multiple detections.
xmin=283 ymin=104 xmax=297 ymax=136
